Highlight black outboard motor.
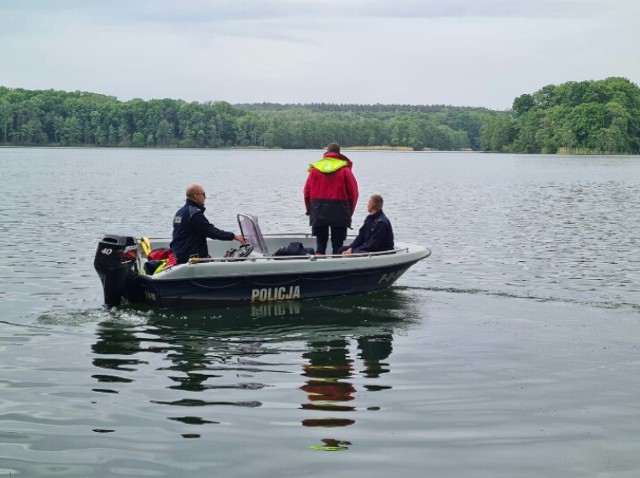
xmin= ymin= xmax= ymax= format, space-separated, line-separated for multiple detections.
xmin=94 ymin=234 xmax=138 ymax=307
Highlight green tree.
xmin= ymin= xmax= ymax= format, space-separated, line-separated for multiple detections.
xmin=0 ymin=99 xmax=11 ymax=142
xmin=60 ymin=116 xmax=82 ymax=145
xmin=483 ymin=77 xmax=640 ymax=154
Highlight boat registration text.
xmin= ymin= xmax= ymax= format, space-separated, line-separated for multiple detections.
xmin=251 ymin=286 xmax=301 ymax=302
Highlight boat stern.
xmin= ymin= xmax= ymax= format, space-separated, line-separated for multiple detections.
xmin=94 ymin=234 xmax=141 ymax=307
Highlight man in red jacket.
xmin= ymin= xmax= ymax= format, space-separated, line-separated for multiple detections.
xmin=303 ymin=143 xmax=359 ymax=255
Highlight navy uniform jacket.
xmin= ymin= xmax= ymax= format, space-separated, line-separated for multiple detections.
xmin=349 ymin=210 xmax=394 ymax=253
xmin=170 ymin=199 xmax=234 ymax=263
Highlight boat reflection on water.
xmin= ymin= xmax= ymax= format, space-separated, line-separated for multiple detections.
xmin=90 ymin=289 xmax=420 ymax=447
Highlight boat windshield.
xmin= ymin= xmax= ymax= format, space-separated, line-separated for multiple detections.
xmin=237 ymin=213 xmax=268 ymax=254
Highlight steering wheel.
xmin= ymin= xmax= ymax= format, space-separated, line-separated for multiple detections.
xmin=237 ymin=243 xmax=253 ymax=257
xmin=224 ymin=243 xmax=254 ymax=259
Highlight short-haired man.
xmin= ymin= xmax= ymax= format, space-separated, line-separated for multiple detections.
xmin=303 ymin=143 xmax=359 ymax=255
xmin=170 ymin=184 xmax=245 ymax=264
xmin=340 ymin=194 xmax=394 ymax=255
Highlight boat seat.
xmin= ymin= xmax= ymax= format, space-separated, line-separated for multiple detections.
xmin=237 ymin=213 xmax=268 ymax=255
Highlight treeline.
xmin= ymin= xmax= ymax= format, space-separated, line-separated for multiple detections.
xmin=236 ymin=102 xmax=475 ymax=114
xmin=3 ymin=78 xmax=639 ymax=154
xmin=0 ymin=86 xmax=495 ymax=151
xmin=481 ymin=77 xmax=640 ymax=154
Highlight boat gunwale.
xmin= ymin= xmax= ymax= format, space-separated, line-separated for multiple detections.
xmin=185 ymin=245 xmax=419 ymax=264
xmin=135 ymin=235 xmax=430 ymax=282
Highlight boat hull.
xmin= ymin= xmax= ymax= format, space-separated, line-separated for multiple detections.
xmin=136 ymin=260 xmax=416 ymax=308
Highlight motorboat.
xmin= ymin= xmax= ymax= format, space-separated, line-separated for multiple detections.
xmin=94 ymin=214 xmax=431 ymax=308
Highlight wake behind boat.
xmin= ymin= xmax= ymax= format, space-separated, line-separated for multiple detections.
xmin=94 ymin=214 xmax=431 ymax=308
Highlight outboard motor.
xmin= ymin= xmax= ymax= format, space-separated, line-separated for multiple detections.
xmin=94 ymin=234 xmax=138 ymax=307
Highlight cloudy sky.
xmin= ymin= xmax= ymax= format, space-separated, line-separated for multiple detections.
xmin=1 ymin=0 xmax=638 ymax=110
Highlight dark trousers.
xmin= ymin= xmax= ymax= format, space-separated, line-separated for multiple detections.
xmin=313 ymin=226 xmax=347 ymax=254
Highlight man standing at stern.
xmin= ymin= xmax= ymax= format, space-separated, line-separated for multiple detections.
xmin=303 ymin=143 xmax=359 ymax=255
xmin=170 ymin=184 xmax=245 ymax=264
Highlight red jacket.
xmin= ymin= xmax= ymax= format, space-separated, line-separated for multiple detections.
xmin=303 ymin=152 xmax=359 ymax=228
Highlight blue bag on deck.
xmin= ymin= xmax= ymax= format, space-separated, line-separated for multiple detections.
xmin=274 ymin=242 xmax=315 ymax=256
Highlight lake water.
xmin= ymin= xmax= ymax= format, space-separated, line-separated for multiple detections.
xmin=1 ymin=147 xmax=639 ymax=477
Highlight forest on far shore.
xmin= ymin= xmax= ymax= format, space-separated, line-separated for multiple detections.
xmin=1 ymin=77 xmax=638 ymax=154
xmin=481 ymin=77 xmax=640 ymax=154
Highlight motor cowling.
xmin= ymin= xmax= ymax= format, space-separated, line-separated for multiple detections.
xmin=94 ymin=234 xmax=138 ymax=307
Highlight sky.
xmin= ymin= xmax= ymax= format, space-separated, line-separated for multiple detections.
xmin=1 ymin=0 xmax=638 ymax=111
